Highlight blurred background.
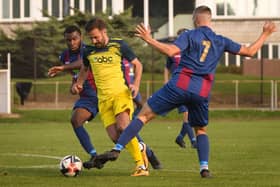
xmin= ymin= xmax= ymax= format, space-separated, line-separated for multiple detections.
xmin=0 ymin=0 xmax=279 ymax=111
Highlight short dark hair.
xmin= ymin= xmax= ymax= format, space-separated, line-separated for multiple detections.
xmin=64 ymin=25 xmax=81 ymax=35
xmin=193 ymin=5 xmax=212 ymax=16
xmin=85 ymin=17 xmax=107 ymax=33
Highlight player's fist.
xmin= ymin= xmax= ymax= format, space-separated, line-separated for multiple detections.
xmin=263 ymin=21 xmax=277 ymax=35
xmin=71 ymin=83 xmax=83 ymax=94
xmin=48 ymin=66 xmax=64 ymax=77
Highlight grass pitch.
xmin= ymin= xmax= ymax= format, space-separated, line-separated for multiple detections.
xmin=0 ymin=110 xmax=280 ymax=187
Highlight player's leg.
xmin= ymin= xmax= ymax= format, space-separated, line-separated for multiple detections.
xmin=133 ymin=94 xmax=162 ymax=169
xmin=116 ymin=110 xmax=149 ymax=176
xmin=71 ymin=107 xmax=96 ymax=156
xmin=188 ymin=96 xmax=211 ymax=178
xmin=97 ymin=102 xmax=156 ymax=165
xmin=95 ymin=84 xmax=178 ymax=165
xmin=71 ymin=107 xmax=103 ymax=169
xmin=194 ymin=126 xmax=211 ymax=178
xmin=175 ymin=108 xmax=196 ymax=148
xmin=136 ymin=134 xmax=162 ymax=169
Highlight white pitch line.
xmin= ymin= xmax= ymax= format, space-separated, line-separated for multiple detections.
xmin=0 ymin=153 xmax=62 ymax=160
xmin=0 ymin=165 xmax=58 ymax=169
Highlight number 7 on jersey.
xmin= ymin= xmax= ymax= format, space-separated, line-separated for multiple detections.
xmin=200 ymin=40 xmax=211 ymax=62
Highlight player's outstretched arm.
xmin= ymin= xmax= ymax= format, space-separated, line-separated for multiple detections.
xmin=238 ymin=21 xmax=277 ymax=57
xmin=163 ymin=67 xmax=169 ymax=84
xmin=135 ymin=23 xmax=180 ymax=57
xmin=48 ymin=66 xmax=64 ymax=77
xmin=48 ymin=59 xmax=83 ymax=77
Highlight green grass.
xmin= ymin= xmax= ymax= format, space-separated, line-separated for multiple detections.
xmin=1 ymin=110 xmax=280 ymax=187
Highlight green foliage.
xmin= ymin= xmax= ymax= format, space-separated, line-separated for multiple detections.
xmin=0 ymin=8 xmax=163 ymax=78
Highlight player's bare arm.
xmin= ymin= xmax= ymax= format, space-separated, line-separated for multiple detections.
xmin=163 ymin=67 xmax=169 ymax=84
xmin=71 ymin=63 xmax=87 ymax=94
xmin=135 ymin=23 xmax=180 ymax=57
xmin=129 ymin=58 xmax=142 ymax=98
xmin=48 ymin=59 xmax=83 ymax=77
xmin=238 ymin=21 xmax=276 ymax=57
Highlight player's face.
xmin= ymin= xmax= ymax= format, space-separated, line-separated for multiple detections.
xmin=87 ymin=28 xmax=108 ymax=48
xmin=64 ymin=31 xmax=82 ymax=52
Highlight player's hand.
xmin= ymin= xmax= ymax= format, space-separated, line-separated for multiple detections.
xmin=129 ymin=84 xmax=139 ymax=98
xmin=135 ymin=23 xmax=152 ymax=41
xmin=48 ymin=66 xmax=64 ymax=77
xmin=263 ymin=21 xmax=277 ymax=35
xmin=71 ymin=83 xmax=83 ymax=95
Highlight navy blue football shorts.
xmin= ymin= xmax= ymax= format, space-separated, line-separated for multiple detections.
xmin=73 ymin=96 xmax=99 ymax=121
xmin=177 ymin=105 xmax=188 ymax=113
xmin=147 ymin=83 xmax=209 ymax=127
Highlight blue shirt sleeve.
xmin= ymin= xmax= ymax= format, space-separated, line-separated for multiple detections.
xmin=83 ymin=48 xmax=90 ymax=67
xmin=173 ymin=31 xmax=189 ymax=52
xmin=223 ymin=36 xmax=241 ymax=54
xmin=120 ymin=40 xmax=137 ymax=61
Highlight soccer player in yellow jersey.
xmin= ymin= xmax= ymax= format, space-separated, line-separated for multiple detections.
xmin=72 ymin=17 xmax=148 ymax=176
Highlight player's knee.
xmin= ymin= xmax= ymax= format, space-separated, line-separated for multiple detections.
xmin=71 ymin=116 xmax=83 ymax=128
xmin=194 ymin=127 xmax=207 ymax=136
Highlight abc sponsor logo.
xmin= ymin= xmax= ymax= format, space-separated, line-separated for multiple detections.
xmin=93 ymin=56 xmax=113 ymax=63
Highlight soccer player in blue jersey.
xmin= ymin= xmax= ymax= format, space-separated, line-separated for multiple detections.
xmin=48 ymin=25 xmax=102 ymax=168
xmin=95 ymin=5 xmax=276 ymax=178
xmin=164 ymin=28 xmax=196 ymax=149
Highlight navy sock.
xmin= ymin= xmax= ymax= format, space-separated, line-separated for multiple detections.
xmin=179 ymin=122 xmax=188 ymax=138
xmin=178 ymin=122 xmax=195 ymax=143
xmin=196 ymin=134 xmax=209 ymax=171
xmin=184 ymin=122 xmax=195 ymax=143
xmin=114 ymin=118 xmax=144 ymax=151
xmin=136 ymin=134 xmax=153 ymax=157
xmin=74 ymin=126 xmax=96 ymax=156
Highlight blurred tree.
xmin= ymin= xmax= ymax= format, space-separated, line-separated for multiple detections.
xmin=0 ymin=8 xmax=164 ymax=78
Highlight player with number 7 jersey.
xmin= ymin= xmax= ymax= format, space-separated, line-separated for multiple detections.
xmin=171 ymin=27 xmax=240 ymax=98
xmin=95 ymin=5 xmax=276 ymax=178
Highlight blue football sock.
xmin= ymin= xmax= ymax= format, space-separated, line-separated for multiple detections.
xmin=196 ymin=134 xmax=209 ymax=171
xmin=74 ymin=126 xmax=96 ymax=156
xmin=114 ymin=118 xmax=144 ymax=151
xmin=179 ymin=122 xmax=194 ymax=139
xmin=184 ymin=122 xmax=195 ymax=143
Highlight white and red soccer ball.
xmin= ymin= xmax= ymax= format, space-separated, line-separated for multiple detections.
xmin=59 ymin=155 xmax=82 ymax=177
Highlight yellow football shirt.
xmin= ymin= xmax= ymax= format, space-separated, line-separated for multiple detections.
xmin=83 ymin=39 xmax=136 ymax=101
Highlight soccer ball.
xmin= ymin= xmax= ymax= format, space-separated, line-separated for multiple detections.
xmin=59 ymin=155 xmax=82 ymax=177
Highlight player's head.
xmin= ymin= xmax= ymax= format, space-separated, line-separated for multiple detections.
xmin=177 ymin=28 xmax=188 ymax=36
xmin=64 ymin=25 xmax=82 ymax=52
xmin=85 ymin=17 xmax=108 ymax=48
xmin=192 ymin=5 xmax=212 ymax=28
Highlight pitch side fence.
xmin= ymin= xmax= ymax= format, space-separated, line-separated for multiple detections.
xmin=11 ymin=80 xmax=280 ymax=110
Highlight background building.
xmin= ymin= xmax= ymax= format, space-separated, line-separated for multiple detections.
xmin=0 ymin=0 xmax=280 ymax=66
